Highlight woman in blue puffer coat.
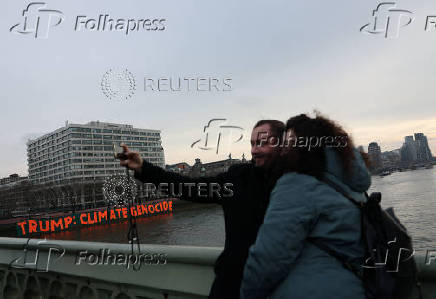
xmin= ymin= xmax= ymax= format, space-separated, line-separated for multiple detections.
xmin=240 ymin=113 xmax=371 ymax=299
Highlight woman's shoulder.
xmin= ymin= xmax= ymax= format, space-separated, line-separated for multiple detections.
xmin=271 ymin=172 xmax=345 ymax=210
xmin=271 ymin=172 xmax=323 ymax=208
xmin=274 ymin=172 xmax=321 ymax=193
xmin=266 ymin=172 xmax=320 ymax=224
xmin=272 ymin=172 xmax=366 ymax=215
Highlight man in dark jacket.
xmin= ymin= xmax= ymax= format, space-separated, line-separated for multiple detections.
xmin=119 ymin=120 xmax=285 ymax=299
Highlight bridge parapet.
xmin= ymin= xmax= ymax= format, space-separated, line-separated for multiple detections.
xmin=0 ymin=237 xmax=435 ymax=299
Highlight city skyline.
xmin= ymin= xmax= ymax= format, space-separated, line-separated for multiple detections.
xmin=1 ymin=118 xmax=434 ymax=178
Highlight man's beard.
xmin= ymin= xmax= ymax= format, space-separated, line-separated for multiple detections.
xmin=260 ymin=150 xmax=283 ymax=171
xmin=251 ymin=149 xmax=298 ymax=174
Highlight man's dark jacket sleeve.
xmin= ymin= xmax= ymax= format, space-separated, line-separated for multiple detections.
xmin=134 ymin=161 xmax=233 ymax=204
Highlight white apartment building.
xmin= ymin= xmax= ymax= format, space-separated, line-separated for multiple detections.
xmin=27 ymin=121 xmax=165 ymax=183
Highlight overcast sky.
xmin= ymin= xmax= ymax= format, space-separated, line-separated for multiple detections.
xmin=1 ymin=0 xmax=436 ymax=177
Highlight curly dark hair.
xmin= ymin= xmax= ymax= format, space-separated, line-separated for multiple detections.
xmin=266 ymin=113 xmax=359 ymax=189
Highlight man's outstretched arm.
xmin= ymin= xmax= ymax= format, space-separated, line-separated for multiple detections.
xmin=119 ymin=144 xmax=233 ymax=204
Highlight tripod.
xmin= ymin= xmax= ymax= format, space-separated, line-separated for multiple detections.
xmin=125 ymin=165 xmax=141 ymax=270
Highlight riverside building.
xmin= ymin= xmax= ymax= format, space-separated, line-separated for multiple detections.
xmin=27 ymin=121 xmax=165 ymax=184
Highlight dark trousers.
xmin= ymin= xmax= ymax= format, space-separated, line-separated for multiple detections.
xmin=208 ymin=274 xmax=240 ymax=299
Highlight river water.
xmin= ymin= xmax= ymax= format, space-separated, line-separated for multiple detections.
xmin=42 ymin=167 xmax=436 ymax=251
xmin=369 ymin=167 xmax=436 ymax=252
xmin=43 ymin=201 xmax=225 ymax=247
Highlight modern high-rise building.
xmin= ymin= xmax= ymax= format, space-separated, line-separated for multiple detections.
xmin=400 ymin=136 xmax=418 ymax=162
xmin=27 ymin=121 xmax=165 ymax=183
xmin=400 ymin=133 xmax=433 ymax=162
xmin=414 ymin=133 xmax=433 ymax=161
xmin=368 ymin=142 xmax=382 ymax=170
xmin=405 ymin=136 xmax=414 ymax=143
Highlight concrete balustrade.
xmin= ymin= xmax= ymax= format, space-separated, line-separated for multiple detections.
xmin=0 ymin=237 xmax=434 ymax=298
